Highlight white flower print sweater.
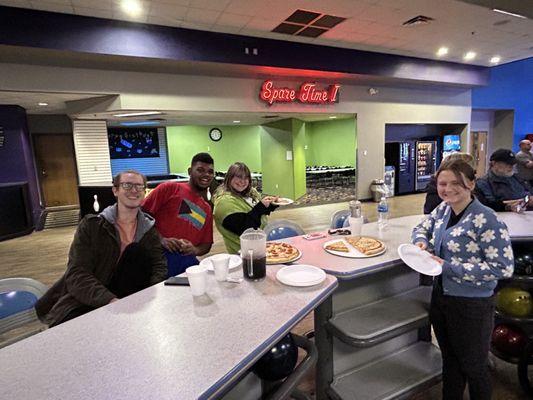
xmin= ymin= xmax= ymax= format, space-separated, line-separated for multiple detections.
xmin=412 ymin=198 xmax=514 ymax=297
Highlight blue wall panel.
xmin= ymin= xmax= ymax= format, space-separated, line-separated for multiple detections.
xmin=110 ymin=127 xmax=169 ymax=177
xmin=472 ymin=57 xmax=533 ymax=149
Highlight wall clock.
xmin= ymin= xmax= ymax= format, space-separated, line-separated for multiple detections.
xmin=209 ymin=128 xmax=222 ymax=142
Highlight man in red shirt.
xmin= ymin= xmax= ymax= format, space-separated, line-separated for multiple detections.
xmin=142 ymin=153 xmax=215 ymax=276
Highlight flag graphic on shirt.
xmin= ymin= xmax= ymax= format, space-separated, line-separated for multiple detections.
xmin=178 ymin=199 xmax=206 ymax=230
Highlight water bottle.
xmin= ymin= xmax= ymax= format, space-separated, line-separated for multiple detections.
xmin=377 ymin=196 xmax=389 ymax=228
xmin=349 ymin=200 xmax=362 ymax=218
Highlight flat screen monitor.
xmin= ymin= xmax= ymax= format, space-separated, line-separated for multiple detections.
xmin=108 ymin=128 xmax=160 ymax=159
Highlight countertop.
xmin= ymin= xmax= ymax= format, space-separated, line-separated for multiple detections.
xmin=0 ymin=266 xmax=337 ymax=400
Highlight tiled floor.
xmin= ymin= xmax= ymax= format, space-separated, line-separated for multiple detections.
xmin=0 ymin=193 xmax=530 ymax=399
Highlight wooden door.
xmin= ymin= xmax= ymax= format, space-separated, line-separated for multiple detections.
xmin=33 ymin=134 xmax=79 ymax=207
xmin=470 ymin=131 xmax=488 ymax=177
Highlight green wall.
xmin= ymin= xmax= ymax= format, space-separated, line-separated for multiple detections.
xmin=166 ymin=125 xmax=261 ymax=172
xmin=292 ymin=119 xmax=307 ymax=199
xmin=306 ymin=118 xmax=356 ymax=167
xmin=260 ymin=120 xmax=295 ymax=199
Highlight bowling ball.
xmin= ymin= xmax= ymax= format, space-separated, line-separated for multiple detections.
xmin=496 ymin=287 xmax=533 ymax=317
xmin=252 ymin=333 xmax=298 ymax=381
xmin=492 ymin=324 xmax=527 ymax=358
xmin=514 ymin=254 xmax=533 ymax=276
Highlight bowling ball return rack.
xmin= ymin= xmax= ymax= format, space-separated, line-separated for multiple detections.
xmin=492 ymin=241 xmax=533 ymax=397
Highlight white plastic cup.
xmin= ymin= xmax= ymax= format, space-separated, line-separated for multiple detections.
xmin=211 ymin=254 xmax=230 ymax=282
xmin=349 ymin=216 xmax=364 ymax=236
xmin=186 ymin=265 xmax=208 ymax=296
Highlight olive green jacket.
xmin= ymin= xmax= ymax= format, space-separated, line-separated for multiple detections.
xmin=35 ymin=205 xmax=167 ymax=326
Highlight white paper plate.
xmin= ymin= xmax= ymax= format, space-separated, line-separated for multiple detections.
xmin=200 ymin=254 xmax=242 ymax=272
xmin=323 ymin=238 xmax=386 ymax=258
xmin=276 ymin=264 xmax=326 ymax=287
xmin=272 ymin=197 xmax=294 ymax=206
xmin=397 ymin=243 xmax=442 ymax=276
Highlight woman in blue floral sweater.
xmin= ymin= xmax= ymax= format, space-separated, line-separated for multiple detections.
xmin=412 ymin=159 xmax=514 ymax=400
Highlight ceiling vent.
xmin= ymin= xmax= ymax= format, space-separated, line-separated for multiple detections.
xmin=402 ymin=15 xmax=434 ymax=26
xmin=272 ymin=9 xmax=346 ymax=38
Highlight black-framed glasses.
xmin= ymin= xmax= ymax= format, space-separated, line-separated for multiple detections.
xmin=118 ymin=182 xmax=146 ymax=191
xmin=328 ymin=228 xmax=351 ymax=235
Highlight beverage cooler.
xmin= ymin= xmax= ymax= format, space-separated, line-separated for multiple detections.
xmin=385 ymin=142 xmax=415 ymax=195
xmin=415 ymin=141 xmax=437 ymax=191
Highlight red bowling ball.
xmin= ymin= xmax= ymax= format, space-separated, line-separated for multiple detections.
xmin=491 ymin=324 xmax=528 ymax=358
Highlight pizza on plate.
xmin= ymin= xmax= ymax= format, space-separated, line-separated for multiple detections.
xmin=325 ymin=240 xmax=350 ymax=253
xmin=266 ymin=242 xmax=300 ymax=263
xmin=346 ymin=236 xmax=385 ymax=255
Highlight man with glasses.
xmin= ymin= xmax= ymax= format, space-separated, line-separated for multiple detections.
xmin=35 ymin=170 xmax=167 ymax=327
xmin=142 ymin=153 xmax=215 ymax=277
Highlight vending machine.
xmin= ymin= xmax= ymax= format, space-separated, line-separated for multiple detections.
xmin=442 ymin=134 xmax=461 ymax=160
xmin=415 ymin=141 xmax=437 ymax=191
xmin=385 ymin=141 xmax=415 ymax=195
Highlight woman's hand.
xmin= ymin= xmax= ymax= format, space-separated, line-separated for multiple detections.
xmin=415 ymin=242 xmax=427 ymax=250
xmin=261 ymin=196 xmax=278 ymax=207
xmin=430 ymin=255 xmax=444 ymax=265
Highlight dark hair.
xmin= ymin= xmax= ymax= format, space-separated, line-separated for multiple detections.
xmin=436 ymin=159 xmax=476 ymax=189
xmin=112 ymin=170 xmax=147 ymax=187
xmin=191 ymin=152 xmax=214 ymax=166
xmin=222 ymin=162 xmax=252 ymax=197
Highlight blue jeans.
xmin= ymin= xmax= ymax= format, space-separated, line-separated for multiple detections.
xmin=164 ymin=250 xmax=199 ymax=277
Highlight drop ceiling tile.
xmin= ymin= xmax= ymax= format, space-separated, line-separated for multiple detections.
xmin=215 ymin=12 xmax=252 ymax=29
xmin=147 ymin=15 xmax=183 ymax=27
xmin=72 ymin=0 xmax=112 ymax=10
xmin=243 ymin=16 xmax=279 ymax=31
xmin=180 ymin=20 xmax=213 ymax=31
xmin=184 ymin=7 xmax=220 ymax=24
xmin=189 ymin=0 xmax=230 ymax=11
xmin=74 ymin=7 xmax=113 ymax=19
xmin=30 ymin=1 xmax=73 ymax=13
xmin=150 ymin=2 xmax=188 ymax=19
xmin=0 ymin=0 xmax=31 ymax=7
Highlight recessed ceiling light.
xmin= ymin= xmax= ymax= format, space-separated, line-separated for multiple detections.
xmin=329 ymin=116 xmax=337 ymax=119
xmin=463 ymin=51 xmax=476 ymax=61
xmin=490 ymin=56 xmax=501 ymax=64
xmin=436 ymin=47 xmax=448 ymax=57
xmin=121 ymin=0 xmax=143 ymax=17
xmin=233 ymin=120 xmax=241 ymax=123
xmin=113 ymin=111 xmax=162 ymax=117
xmin=38 ymin=102 xmax=48 ymax=106
xmin=493 ymin=8 xmax=526 ymax=19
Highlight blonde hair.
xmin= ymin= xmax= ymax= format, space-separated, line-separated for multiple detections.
xmin=442 ymin=152 xmax=475 ymax=168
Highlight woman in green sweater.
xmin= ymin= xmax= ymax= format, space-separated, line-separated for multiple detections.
xmin=213 ymin=162 xmax=278 ymax=253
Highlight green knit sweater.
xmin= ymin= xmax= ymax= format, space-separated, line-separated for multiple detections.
xmin=213 ymin=188 xmax=268 ymax=254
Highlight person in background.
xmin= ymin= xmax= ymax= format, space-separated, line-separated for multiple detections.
xmin=35 ymin=170 xmax=167 ymax=327
xmin=142 ymin=153 xmax=214 ymax=276
xmin=475 ymin=148 xmax=532 ymax=212
xmin=213 ymin=162 xmax=278 ymax=254
xmin=516 ymin=139 xmax=533 ymax=186
xmin=423 ymin=152 xmax=475 ymax=214
xmin=412 ymin=159 xmax=513 ymax=400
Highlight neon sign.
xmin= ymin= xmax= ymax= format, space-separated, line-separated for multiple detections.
xmin=259 ymin=80 xmax=340 ymax=105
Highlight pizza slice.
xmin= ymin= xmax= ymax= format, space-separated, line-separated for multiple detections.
xmin=325 ymin=240 xmax=350 ymax=253
xmin=346 ymin=236 xmax=384 ymax=255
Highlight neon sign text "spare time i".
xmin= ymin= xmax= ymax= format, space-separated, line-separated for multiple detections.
xmin=259 ymin=80 xmax=340 ymax=105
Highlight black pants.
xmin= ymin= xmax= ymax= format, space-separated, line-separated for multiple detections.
xmin=52 ymin=243 xmax=152 ymax=327
xmin=430 ymin=285 xmax=495 ymax=400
